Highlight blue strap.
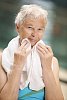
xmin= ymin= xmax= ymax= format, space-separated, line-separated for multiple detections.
xmin=18 ymin=86 xmax=45 ymax=100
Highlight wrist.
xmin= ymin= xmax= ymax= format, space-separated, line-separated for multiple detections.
xmin=42 ymin=68 xmax=53 ymax=83
xmin=12 ymin=64 xmax=23 ymax=71
xmin=42 ymin=65 xmax=52 ymax=73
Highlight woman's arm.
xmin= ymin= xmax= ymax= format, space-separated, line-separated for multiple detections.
xmin=36 ymin=44 xmax=64 ymax=100
xmin=0 ymin=56 xmax=7 ymax=93
xmin=0 ymin=40 xmax=30 ymax=100
xmin=0 ymin=63 xmax=23 ymax=100
xmin=43 ymin=57 xmax=64 ymax=100
xmin=0 ymin=50 xmax=24 ymax=100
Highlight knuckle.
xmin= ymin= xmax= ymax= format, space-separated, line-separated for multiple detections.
xmin=49 ymin=46 xmax=51 ymax=49
xmin=47 ymin=45 xmax=50 ymax=48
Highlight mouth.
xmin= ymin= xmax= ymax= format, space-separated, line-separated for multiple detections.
xmin=28 ymin=38 xmax=36 ymax=42
xmin=28 ymin=38 xmax=37 ymax=47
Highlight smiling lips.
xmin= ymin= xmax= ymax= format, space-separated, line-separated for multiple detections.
xmin=28 ymin=38 xmax=36 ymax=42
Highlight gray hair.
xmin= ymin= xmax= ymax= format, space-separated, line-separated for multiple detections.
xmin=15 ymin=4 xmax=48 ymax=25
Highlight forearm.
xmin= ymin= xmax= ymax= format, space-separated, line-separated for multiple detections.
xmin=43 ymin=69 xmax=64 ymax=100
xmin=0 ymin=39 xmax=30 ymax=100
xmin=0 ymin=64 xmax=23 ymax=100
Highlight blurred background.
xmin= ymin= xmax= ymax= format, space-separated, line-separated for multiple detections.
xmin=0 ymin=0 xmax=67 ymax=99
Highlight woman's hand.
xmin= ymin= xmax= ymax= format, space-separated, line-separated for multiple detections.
xmin=14 ymin=40 xmax=31 ymax=68
xmin=36 ymin=44 xmax=64 ymax=100
xmin=36 ymin=43 xmax=53 ymax=71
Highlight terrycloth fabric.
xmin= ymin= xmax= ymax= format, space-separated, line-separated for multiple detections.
xmin=2 ymin=36 xmax=53 ymax=91
xmin=18 ymin=85 xmax=45 ymax=100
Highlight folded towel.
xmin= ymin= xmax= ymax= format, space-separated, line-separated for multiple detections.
xmin=2 ymin=36 xmax=53 ymax=91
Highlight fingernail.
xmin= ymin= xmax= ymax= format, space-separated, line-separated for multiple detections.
xmin=25 ymin=40 xmax=27 ymax=43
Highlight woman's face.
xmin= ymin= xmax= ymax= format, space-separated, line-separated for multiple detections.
xmin=16 ymin=16 xmax=46 ymax=46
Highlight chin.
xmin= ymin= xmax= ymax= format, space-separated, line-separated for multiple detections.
xmin=31 ymin=42 xmax=37 ymax=47
xmin=31 ymin=43 xmax=35 ymax=47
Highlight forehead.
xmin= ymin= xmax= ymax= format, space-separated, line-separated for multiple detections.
xmin=22 ymin=16 xmax=46 ymax=27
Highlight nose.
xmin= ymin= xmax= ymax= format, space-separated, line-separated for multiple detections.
xmin=31 ymin=29 xmax=38 ymax=37
xmin=31 ymin=33 xmax=35 ymax=37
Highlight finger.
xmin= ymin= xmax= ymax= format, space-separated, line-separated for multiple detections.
xmin=19 ymin=38 xmax=28 ymax=45
xmin=21 ymin=39 xmax=28 ymax=45
xmin=38 ymin=43 xmax=49 ymax=53
xmin=23 ymin=43 xmax=30 ymax=50
xmin=19 ymin=41 xmax=28 ymax=50
xmin=36 ymin=45 xmax=46 ymax=55
xmin=45 ymin=45 xmax=53 ymax=53
xmin=37 ymin=48 xmax=44 ymax=57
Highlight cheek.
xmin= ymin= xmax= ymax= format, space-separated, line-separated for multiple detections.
xmin=38 ymin=33 xmax=44 ymax=40
xmin=19 ymin=32 xmax=26 ymax=39
xmin=19 ymin=29 xmax=30 ymax=38
xmin=23 ymin=28 xmax=32 ymax=38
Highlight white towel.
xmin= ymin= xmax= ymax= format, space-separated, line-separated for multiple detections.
xmin=2 ymin=36 xmax=52 ymax=91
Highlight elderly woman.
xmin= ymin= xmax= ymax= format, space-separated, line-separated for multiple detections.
xmin=0 ymin=4 xmax=64 ymax=100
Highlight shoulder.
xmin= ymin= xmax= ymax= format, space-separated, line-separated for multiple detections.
xmin=0 ymin=51 xmax=7 ymax=92
xmin=0 ymin=50 xmax=6 ymax=74
xmin=8 ymin=36 xmax=19 ymax=47
xmin=52 ymin=56 xmax=59 ymax=79
xmin=2 ymin=36 xmax=19 ymax=56
xmin=0 ymin=51 xmax=2 ymax=63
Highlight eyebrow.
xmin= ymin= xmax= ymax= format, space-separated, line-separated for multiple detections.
xmin=26 ymin=24 xmax=44 ymax=28
xmin=26 ymin=24 xmax=33 ymax=26
xmin=23 ymin=22 xmax=45 ymax=28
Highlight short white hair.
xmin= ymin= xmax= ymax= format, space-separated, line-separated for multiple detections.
xmin=15 ymin=4 xmax=48 ymax=25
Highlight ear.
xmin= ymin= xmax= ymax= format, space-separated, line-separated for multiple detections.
xmin=15 ymin=24 xmax=20 ymax=32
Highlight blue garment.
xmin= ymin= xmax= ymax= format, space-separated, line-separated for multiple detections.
xmin=18 ymin=85 xmax=45 ymax=100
